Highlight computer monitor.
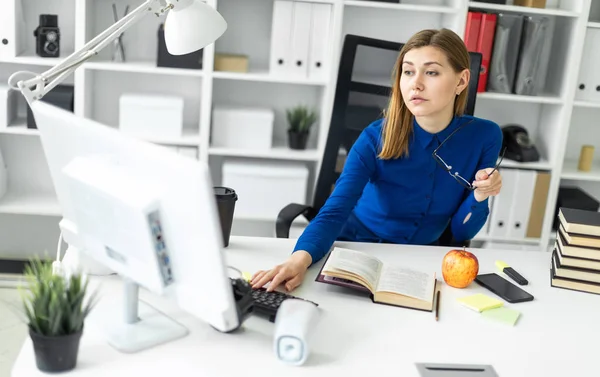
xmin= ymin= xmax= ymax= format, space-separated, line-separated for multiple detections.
xmin=29 ymin=100 xmax=248 ymax=353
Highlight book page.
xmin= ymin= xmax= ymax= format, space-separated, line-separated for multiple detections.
xmin=376 ymin=265 xmax=435 ymax=301
xmin=324 ymin=247 xmax=383 ymax=291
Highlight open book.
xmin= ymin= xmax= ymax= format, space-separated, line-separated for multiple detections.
xmin=315 ymin=247 xmax=438 ymax=311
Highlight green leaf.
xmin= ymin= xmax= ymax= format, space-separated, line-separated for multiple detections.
xmin=19 ymin=257 xmax=97 ymax=337
xmin=286 ymin=105 xmax=317 ymax=133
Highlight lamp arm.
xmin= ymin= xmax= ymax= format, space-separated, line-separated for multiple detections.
xmin=9 ymin=0 xmax=169 ymax=104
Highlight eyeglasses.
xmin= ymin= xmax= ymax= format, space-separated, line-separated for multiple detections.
xmin=432 ymin=120 xmax=506 ymax=191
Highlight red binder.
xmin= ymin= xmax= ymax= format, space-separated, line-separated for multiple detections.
xmin=464 ymin=11 xmax=482 ymax=52
xmin=476 ymin=13 xmax=497 ymax=93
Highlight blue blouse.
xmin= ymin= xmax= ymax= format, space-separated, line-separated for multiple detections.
xmin=293 ymin=115 xmax=503 ymax=264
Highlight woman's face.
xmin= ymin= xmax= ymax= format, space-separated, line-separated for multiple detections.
xmin=399 ymin=46 xmax=468 ymax=119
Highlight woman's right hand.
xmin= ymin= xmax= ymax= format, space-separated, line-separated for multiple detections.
xmin=251 ymin=250 xmax=313 ymax=292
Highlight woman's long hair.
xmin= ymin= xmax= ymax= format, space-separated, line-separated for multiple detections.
xmin=378 ymin=28 xmax=471 ymax=160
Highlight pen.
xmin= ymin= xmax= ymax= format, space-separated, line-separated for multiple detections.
xmin=435 ymin=290 xmax=440 ymax=321
xmin=496 ymin=260 xmax=528 ymax=285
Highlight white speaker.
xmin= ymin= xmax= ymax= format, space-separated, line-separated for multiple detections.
xmin=273 ymin=299 xmax=320 ymax=366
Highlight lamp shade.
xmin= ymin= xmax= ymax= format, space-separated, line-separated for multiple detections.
xmin=164 ymin=0 xmax=227 ymax=55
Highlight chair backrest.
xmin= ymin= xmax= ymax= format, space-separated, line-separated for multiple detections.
xmin=312 ymin=34 xmax=482 ymax=213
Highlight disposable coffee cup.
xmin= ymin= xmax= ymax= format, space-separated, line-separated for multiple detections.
xmin=214 ymin=187 xmax=237 ymax=247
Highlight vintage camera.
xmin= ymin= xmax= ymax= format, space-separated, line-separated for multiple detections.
xmin=34 ymin=15 xmax=60 ymax=58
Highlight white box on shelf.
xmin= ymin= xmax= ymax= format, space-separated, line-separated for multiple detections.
xmin=211 ymin=106 xmax=274 ymax=150
xmin=222 ymin=160 xmax=309 ymax=220
xmin=0 ymin=85 xmax=18 ymax=129
xmin=119 ymin=93 xmax=184 ymax=139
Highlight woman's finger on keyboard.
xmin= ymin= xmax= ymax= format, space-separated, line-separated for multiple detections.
xmin=268 ymin=270 xmax=290 ymax=292
xmin=252 ymin=269 xmax=277 ymax=289
xmin=285 ymin=274 xmax=303 ymax=292
xmin=251 ymin=270 xmax=265 ymax=282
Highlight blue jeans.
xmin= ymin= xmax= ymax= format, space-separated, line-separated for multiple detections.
xmin=336 ymin=211 xmax=440 ymax=246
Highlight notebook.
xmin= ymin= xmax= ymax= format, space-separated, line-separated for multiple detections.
xmin=558 ymin=207 xmax=600 ymax=238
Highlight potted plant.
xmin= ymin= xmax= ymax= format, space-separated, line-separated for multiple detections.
xmin=19 ymin=258 xmax=97 ymax=373
xmin=286 ymin=105 xmax=317 ymax=150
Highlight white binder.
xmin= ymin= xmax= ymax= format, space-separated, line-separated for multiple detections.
xmin=308 ymin=3 xmax=333 ymax=81
xmin=269 ymin=0 xmax=294 ymax=76
xmin=0 ymin=0 xmax=25 ymax=59
xmin=289 ymin=1 xmax=312 ymax=78
xmin=488 ymin=168 xmax=518 ymax=238
xmin=507 ymin=169 xmax=536 ymax=239
xmin=575 ymin=29 xmax=600 ymax=102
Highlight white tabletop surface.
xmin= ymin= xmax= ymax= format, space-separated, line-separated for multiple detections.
xmin=11 ymin=236 xmax=597 ymax=376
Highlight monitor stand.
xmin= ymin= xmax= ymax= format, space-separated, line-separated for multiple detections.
xmin=88 ymin=279 xmax=189 ymax=353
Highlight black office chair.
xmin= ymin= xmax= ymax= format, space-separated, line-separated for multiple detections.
xmin=276 ymin=34 xmax=482 ymax=247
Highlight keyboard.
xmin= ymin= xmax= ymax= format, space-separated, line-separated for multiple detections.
xmin=251 ymin=288 xmax=318 ymax=322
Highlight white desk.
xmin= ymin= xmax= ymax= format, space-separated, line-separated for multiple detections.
xmin=11 ymin=236 xmax=596 ymax=376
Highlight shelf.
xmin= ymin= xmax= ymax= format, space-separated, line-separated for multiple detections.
xmin=344 ymin=0 xmax=457 ymax=13
xmin=561 ymin=159 xmax=600 ymax=182
xmin=212 ymin=70 xmax=327 ymax=86
xmin=477 ymin=91 xmax=563 ymax=104
xmin=0 ymin=119 xmax=39 ymax=136
xmin=588 ymin=22 xmax=600 ymax=29
xmin=0 ymin=54 xmax=71 ymax=67
xmin=468 ymin=1 xmax=580 ymax=17
xmin=0 ymin=192 xmax=61 ymax=217
xmin=501 ymin=158 xmax=553 ymax=171
xmin=573 ymin=100 xmax=600 ymax=109
xmin=84 ymin=61 xmax=204 ymax=77
xmin=138 ymin=128 xmax=200 ymax=147
xmin=209 ymin=146 xmax=321 ymax=161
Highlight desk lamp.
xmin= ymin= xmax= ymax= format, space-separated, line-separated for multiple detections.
xmin=8 ymin=0 xmax=227 ymax=104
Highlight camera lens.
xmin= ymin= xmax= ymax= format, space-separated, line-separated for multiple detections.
xmin=46 ymin=31 xmax=57 ymax=42
xmin=45 ymin=42 xmax=57 ymax=53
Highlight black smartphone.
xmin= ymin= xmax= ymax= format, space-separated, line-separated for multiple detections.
xmin=475 ymin=273 xmax=534 ymax=303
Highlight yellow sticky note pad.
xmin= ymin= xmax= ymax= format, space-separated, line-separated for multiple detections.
xmin=457 ymin=293 xmax=504 ymax=313
xmin=481 ymin=307 xmax=521 ymax=326
xmin=242 ymin=271 xmax=252 ymax=282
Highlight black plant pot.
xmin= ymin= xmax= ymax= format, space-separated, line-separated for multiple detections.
xmin=288 ymin=130 xmax=309 ymax=150
xmin=30 ymin=328 xmax=83 ymax=372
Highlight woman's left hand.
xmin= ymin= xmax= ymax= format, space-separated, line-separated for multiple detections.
xmin=472 ymin=168 xmax=502 ymax=202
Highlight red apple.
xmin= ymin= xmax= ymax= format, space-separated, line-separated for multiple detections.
xmin=442 ymin=247 xmax=479 ymax=288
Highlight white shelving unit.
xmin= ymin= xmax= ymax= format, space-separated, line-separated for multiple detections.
xmin=0 ymin=0 xmax=599 ymax=255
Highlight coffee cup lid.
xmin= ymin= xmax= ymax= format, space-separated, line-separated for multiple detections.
xmin=214 ymin=186 xmax=237 ymax=200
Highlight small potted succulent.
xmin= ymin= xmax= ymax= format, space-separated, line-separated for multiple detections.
xmin=286 ymin=105 xmax=318 ymax=150
xmin=19 ymin=258 xmax=97 ymax=373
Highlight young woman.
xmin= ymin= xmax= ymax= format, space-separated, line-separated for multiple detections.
xmin=252 ymin=28 xmax=503 ymax=292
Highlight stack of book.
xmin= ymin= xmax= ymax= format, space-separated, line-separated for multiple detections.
xmin=551 ymin=208 xmax=600 ymax=295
